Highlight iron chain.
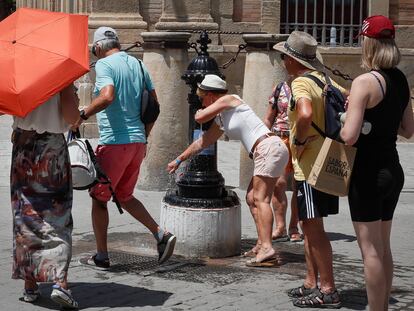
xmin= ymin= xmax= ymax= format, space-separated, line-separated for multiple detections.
xmin=323 ymin=65 xmax=414 ymax=100
xmin=323 ymin=65 xmax=354 ymax=81
xmin=220 ymin=44 xmax=247 ymax=69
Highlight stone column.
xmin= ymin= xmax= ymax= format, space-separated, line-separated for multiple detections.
xmin=239 ymin=34 xmax=289 ymax=190
xmin=89 ymin=0 xmax=147 ymax=44
xmin=155 ymin=0 xmax=218 ymax=31
xmin=75 ymin=72 xmax=99 ymax=138
xmin=137 ymin=32 xmax=192 ymax=191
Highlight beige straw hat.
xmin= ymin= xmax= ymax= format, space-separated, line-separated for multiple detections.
xmin=273 ymin=31 xmax=324 ymax=71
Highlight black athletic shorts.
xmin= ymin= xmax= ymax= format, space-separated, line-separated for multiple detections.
xmin=348 ymin=161 xmax=404 ymax=222
xmin=295 ymin=180 xmax=339 ymax=221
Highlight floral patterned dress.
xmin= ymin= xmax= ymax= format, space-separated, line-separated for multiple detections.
xmin=11 ymin=128 xmax=73 ymax=283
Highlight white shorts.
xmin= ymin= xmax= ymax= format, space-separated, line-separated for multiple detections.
xmin=253 ymin=136 xmax=289 ymax=178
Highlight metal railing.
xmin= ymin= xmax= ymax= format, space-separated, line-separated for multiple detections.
xmin=16 ymin=0 xmax=88 ymax=13
xmin=280 ymin=0 xmax=368 ymax=47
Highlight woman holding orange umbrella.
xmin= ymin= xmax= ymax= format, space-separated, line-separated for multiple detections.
xmin=10 ymin=84 xmax=80 ymax=309
xmin=0 ymin=8 xmax=89 ymax=309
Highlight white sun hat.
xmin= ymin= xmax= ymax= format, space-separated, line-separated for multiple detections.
xmin=198 ymin=74 xmax=228 ymax=92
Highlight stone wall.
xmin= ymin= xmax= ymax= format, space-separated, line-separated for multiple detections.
xmin=390 ymin=0 xmax=414 ymax=24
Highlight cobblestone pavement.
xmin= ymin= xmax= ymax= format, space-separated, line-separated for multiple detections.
xmin=0 ymin=115 xmax=413 ymax=310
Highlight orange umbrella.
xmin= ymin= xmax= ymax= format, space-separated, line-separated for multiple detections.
xmin=0 ymin=8 xmax=89 ymax=117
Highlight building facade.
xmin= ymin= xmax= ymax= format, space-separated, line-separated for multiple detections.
xmin=14 ymin=0 xmax=414 ymax=189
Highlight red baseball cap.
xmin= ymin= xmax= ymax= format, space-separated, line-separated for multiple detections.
xmin=357 ymin=15 xmax=395 ymax=39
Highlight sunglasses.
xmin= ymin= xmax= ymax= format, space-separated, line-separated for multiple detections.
xmin=280 ymin=53 xmax=286 ymax=60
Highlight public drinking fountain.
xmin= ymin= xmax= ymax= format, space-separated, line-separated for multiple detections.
xmin=160 ymin=31 xmax=241 ymax=258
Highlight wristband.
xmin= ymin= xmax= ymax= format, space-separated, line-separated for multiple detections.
xmin=79 ymin=109 xmax=88 ymax=120
xmin=175 ymin=158 xmax=182 ymax=165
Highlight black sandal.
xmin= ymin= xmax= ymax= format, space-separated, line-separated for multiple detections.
xmin=287 ymin=284 xmax=318 ymax=298
xmin=293 ymin=288 xmax=342 ymax=309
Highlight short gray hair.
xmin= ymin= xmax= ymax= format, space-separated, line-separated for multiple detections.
xmin=98 ymin=39 xmax=121 ymax=52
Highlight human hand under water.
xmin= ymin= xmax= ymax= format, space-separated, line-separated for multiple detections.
xmin=167 ymin=158 xmax=182 ymax=174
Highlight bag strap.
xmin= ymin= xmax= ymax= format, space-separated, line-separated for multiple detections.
xmin=83 ymin=140 xmax=124 ymax=215
xmin=304 ymin=73 xmax=326 ymax=90
xmin=302 ymin=74 xmax=327 ymax=138
xmin=271 ymin=82 xmax=285 ymax=112
xmin=67 ymin=129 xmax=81 ymax=143
xmin=137 ymin=59 xmax=147 ymax=91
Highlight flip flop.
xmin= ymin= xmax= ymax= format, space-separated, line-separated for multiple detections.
xmin=245 ymin=257 xmax=279 ymax=267
xmin=289 ymin=233 xmax=303 ymax=242
xmin=288 ymin=229 xmax=303 ymax=242
xmin=272 ymin=234 xmax=289 ymax=242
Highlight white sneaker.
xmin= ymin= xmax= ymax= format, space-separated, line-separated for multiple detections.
xmin=22 ymin=288 xmax=41 ymax=302
xmin=50 ymin=285 xmax=78 ymax=309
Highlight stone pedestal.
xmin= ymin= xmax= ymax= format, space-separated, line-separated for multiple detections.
xmin=137 ymin=32 xmax=192 ymax=191
xmin=239 ymin=34 xmax=289 ymax=190
xmin=160 ymin=192 xmax=241 ymax=258
xmin=89 ymin=0 xmax=147 ymax=44
xmin=155 ymin=0 xmax=218 ymax=31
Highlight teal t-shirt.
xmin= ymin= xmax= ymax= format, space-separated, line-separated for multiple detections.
xmin=94 ymin=52 xmax=154 ymax=145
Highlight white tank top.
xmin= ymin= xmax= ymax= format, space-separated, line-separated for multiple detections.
xmin=214 ymin=95 xmax=270 ymax=152
xmin=12 ymin=94 xmax=69 ymax=134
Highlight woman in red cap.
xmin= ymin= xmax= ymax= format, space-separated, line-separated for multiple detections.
xmin=341 ymin=15 xmax=414 ymax=310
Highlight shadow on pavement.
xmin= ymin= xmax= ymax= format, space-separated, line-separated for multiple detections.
xmin=34 ymin=282 xmax=172 ymax=310
xmin=327 ymin=232 xmax=357 ymax=242
xmin=340 ymin=287 xmax=409 ymax=310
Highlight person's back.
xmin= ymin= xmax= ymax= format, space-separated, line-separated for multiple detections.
xmin=12 ymin=94 xmax=68 ymax=134
xmin=355 ymin=67 xmax=409 ymax=157
xmin=340 ymin=15 xmax=414 ymax=311
xmin=289 ymin=71 xmax=347 ymax=180
xmin=217 ymin=95 xmax=270 ymax=154
xmin=80 ymin=27 xmax=176 ymax=271
xmin=94 ymin=51 xmax=152 ymax=145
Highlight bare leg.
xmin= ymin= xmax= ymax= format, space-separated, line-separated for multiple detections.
xmin=24 ymin=273 xmax=38 ymax=290
xmin=92 ymin=198 xmax=109 ymax=253
xmin=272 ymin=175 xmax=288 ymax=239
xmin=55 ymin=274 xmax=68 ymax=290
xmin=302 ymin=218 xmax=336 ymax=293
xmin=246 ymin=179 xmax=261 ymax=253
xmin=121 ymin=197 xmax=159 ymax=234
xmin=300 ymin=220 xmax=318 ymax=289
xmin=288 ymin=181 xmax=301 ymax=237
xmin=353 ymin=221 xmax=387 ymax=311
xmin=381 ymin=220 xmax=393 ymax=311
xmin=253 ymin=175 xmax=278 ymax=262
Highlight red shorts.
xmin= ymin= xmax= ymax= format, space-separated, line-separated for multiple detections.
xmin=89 ymin=143 xmax=146 ymax=203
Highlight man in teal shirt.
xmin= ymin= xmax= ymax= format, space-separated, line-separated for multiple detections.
xmin=75 ymin=26 xmax=176 ymax=269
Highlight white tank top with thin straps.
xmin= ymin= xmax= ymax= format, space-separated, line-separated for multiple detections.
xmin=214 ymin=95 xmax=270 ymax=152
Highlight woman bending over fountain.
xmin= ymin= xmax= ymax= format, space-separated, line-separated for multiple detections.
xmin=167 ymin=74 xmax=289 ymax=266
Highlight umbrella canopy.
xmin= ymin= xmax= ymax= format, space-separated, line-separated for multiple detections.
xmin=0 ymin=8 xmax=89 ymax=117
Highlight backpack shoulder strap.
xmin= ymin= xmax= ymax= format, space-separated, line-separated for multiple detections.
xmin=302 ymin=74 xmax=327 ymax=138
xmin=303 ymin=73 xmax=326 ymax=90
xmin=271 ymin=82 xmax=285 ymax=111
